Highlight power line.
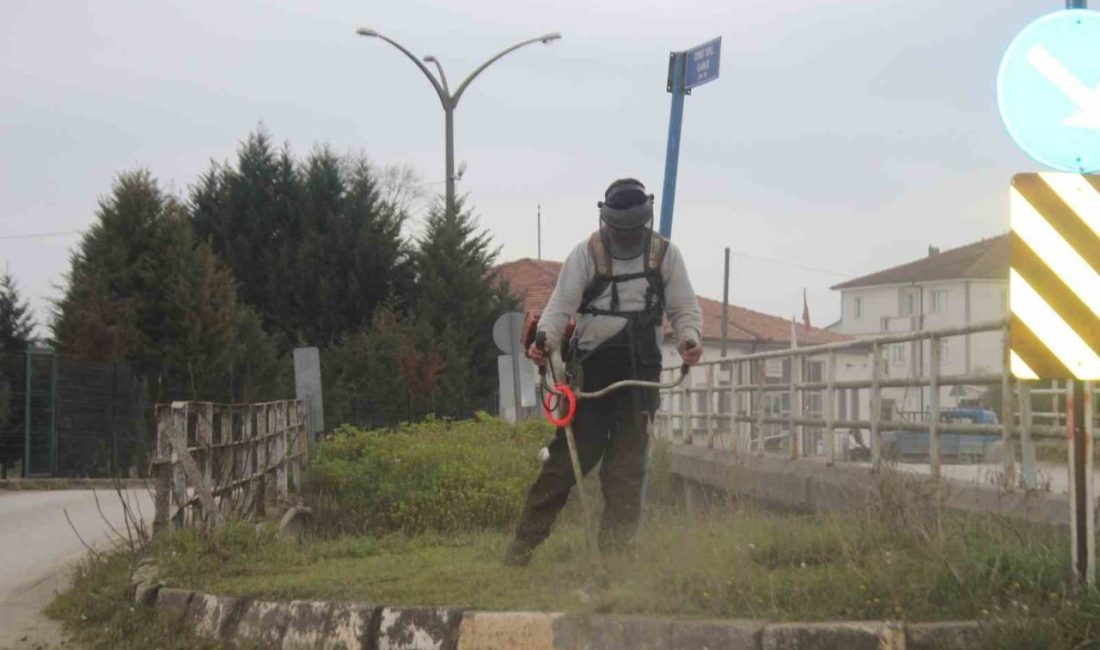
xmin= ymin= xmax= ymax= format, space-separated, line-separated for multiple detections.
xmin=728 ymin=248 xmax=851 ymax=278
xmin=0 ymin=230 xmax=83 ymax=242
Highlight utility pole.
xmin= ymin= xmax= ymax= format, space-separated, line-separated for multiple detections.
xmin=537 ymin=204 xmax=542 ymax=260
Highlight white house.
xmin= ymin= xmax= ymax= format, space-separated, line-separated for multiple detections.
xmin=829 ymin=234 xmax=1009 ymax=418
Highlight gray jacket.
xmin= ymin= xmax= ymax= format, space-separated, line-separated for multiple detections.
xmin=538 ymin=234 xmax=703 ymax=355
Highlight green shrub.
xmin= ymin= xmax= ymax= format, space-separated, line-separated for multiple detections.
xmin=303 ymin=413 xmax=551 ymax=535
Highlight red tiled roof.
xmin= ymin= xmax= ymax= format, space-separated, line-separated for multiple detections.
xmin=494 ymin=258 xmax=849 ymax=346
xmin=831 ymin=234 xmax=1009 ymax=290
xmin=494 ymin=258 xmax=562 ymax=316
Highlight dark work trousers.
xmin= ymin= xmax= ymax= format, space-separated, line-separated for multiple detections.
xmin=513 ymin=338 xmax=661 ymax=554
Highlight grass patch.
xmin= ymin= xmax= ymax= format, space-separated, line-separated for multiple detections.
xmin=152 ymin=505 xmax=1100 ymax=647
xmin=66 ymin=416 xmax=1100 ymax=649
xmin=302 ymin=414 xmax=549 ymax=536
xmin=45 ymin=550 xmax=234 ymax=650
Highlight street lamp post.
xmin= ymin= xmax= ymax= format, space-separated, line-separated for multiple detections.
xmin=356 ymin=29 xmax=561 ymax=217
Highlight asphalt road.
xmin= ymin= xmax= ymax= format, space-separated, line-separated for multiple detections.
xmin=0 ymin=488 xmax=154 ymax=649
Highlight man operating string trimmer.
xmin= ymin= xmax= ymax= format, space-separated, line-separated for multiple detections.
xmin=506 ymin=177 xmax=703 ymax=566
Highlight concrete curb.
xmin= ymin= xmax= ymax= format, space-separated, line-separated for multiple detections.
xmin=132 ymin=564 xmax=983 ymax=649
xmin=0 ymin=478 xmax=152 ymax=491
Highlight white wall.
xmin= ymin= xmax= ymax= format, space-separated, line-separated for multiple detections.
xmin=834 ymin=277 xmax=1008 ymax=416
xmin=967 ymin=280 xmax=1008 ymax=375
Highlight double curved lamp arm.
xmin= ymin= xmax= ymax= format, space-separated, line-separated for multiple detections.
xmin=355 ymin=28 xmax=561 ymax=109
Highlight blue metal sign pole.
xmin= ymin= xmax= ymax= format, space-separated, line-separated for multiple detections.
xmin=659 ymin=51 xmax=686 ymax=239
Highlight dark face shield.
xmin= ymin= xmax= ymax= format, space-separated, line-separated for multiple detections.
xmin=601 ymin=222 xmax=649 ymax=259
xmin=598 ymin=181 xmax=654 ymax=259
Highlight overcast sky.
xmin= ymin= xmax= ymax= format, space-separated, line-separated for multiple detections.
xmin=0 ymin=0 xmax=1062 ymax=336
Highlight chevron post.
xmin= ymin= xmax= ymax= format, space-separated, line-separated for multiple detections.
xmin=1009 ymin=171 xmax=1100 ymax=587
xmin=1009 ymin=172 xmax=1100 ymax=380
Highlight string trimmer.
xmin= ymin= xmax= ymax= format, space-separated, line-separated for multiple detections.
xmin=534 ymin=332 xmax=695 ymax=561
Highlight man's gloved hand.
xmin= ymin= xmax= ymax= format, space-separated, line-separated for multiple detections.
xmin=527 ymin=339 xmax=552 ymax=367
xmin=678 ymin=339 xmax=702 ymax=366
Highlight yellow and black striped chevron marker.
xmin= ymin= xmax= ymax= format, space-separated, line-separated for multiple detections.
xmin=1009 ymin=172 xmax=1100 ymax=380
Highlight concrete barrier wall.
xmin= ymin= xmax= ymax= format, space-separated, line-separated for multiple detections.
xmin=667 ymin=445 xmax=1070 ymax=528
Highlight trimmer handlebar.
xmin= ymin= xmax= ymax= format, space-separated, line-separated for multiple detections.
xmin=540 ymin=339 xmax=698 ymax=400
xmin=533 ymin=331 xmax=548 ymax=377
xmin=680 ymin=340 xmax=696 ymax=377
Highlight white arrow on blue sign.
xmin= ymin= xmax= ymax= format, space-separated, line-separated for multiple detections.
xmin=997 ymin=9 xmax=1100 ymax=173
xmin=684 ymin=37 xmax=721 ymax=91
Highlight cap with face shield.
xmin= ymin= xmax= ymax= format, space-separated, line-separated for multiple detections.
xmin=598 ymin=178 xmax=655 ymax=259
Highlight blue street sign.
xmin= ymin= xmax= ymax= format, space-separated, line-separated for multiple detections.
xmin=684 ymin=37 xmax=721 ymax=91
xmin=997 ymin=9 xmax=1100 ymax=173
xmin=660 ymin=36 xmax=722 ymax=239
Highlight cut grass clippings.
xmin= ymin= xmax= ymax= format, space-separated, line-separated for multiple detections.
xmin=153 ymin=503 xmax=1096 ymax=636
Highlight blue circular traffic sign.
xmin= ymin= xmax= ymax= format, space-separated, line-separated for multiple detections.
xmin=997 ymin=9 xmax=1100 ymax=173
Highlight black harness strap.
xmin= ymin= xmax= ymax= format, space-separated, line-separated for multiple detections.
xmin=576 ymin=230 xmax=670 ymax=378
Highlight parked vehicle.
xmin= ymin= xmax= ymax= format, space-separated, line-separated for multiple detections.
xmin=881 ymin=408 xmax=1001 ymax=463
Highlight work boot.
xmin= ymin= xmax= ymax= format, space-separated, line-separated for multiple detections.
xmin=503 ymin=539 xmax=534 ymax=567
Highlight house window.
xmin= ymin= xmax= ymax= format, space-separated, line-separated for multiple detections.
xmin=937 ymin=339 xmax=950 ymax=364
xmin=881 ymin=398 xmax=897 ymax=422
xmin=854 ymin=296 xmax=864 ymax=319
xmin=891 ymin=343 xmax=907 ymax=365
xmin=930 ymin=289 xmax=948 ymax=314
xmin=805 ymin=392 xmax=822 ymax=418
xmin=899 ymin=289 xmax=918 ymax=316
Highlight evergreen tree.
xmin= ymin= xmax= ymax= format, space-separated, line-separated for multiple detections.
xmin=0 ymin=269 xmax=36 ymax=350
xmin=52 ymin=170 xmax=282 ymax=404
xmin=190 ymin=129 xmax=412 ymax=348
xmin=326 ymin=303 xmax=441 ymax=428
xmin=414 ymin=197 xmax=519 ymax=418
xmin=0 ymin=268 xmax=25 ymax=474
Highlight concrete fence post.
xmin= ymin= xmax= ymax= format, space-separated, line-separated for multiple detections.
xmin=154 ymin=404 xmax=171 ymax=534
xmin=684 ymin=369 xmax=694 ymax=445
xmin=789 ymin=352 xmax=800 ymax=460
xmin=755 ymin=359 xmax=765 ymax=455
xmin=826 ymin=350 xmax=837 ymax=466
xmin=1018 ymin=381 xmax=1037 ymax=490
xmin=1001 ymin=349 xmax=1017 ymax=486
xmin=930 ymin=336 xmax=941 ymax=479
xmin=871 ymin=342 xmax=882 ymax=470
xmin=705 ymin=363 xmax=716 ymax=449
xmin=171 ymin=404 xmax=188 ymax=526
xmin=730 ymin=360 xmax=741 ymax=455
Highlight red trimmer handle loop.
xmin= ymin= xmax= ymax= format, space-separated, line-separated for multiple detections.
xmin=543 ymin=384 xmax=577 ymax=427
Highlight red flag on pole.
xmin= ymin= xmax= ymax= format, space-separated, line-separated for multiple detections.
xmin=802 ymin=288 xmax=811 ymax=328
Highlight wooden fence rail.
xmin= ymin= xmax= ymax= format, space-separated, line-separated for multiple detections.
xmin=153 ymin=400 xmax=309 ymax=531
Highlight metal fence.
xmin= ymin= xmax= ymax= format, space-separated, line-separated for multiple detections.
xmin=152 ymin=400 xmax=309 ymax=530
xmin=0 ymin=348 xmax=146 ymax=479
xmin=655 ymin=318 xmax=1093 ymax=489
